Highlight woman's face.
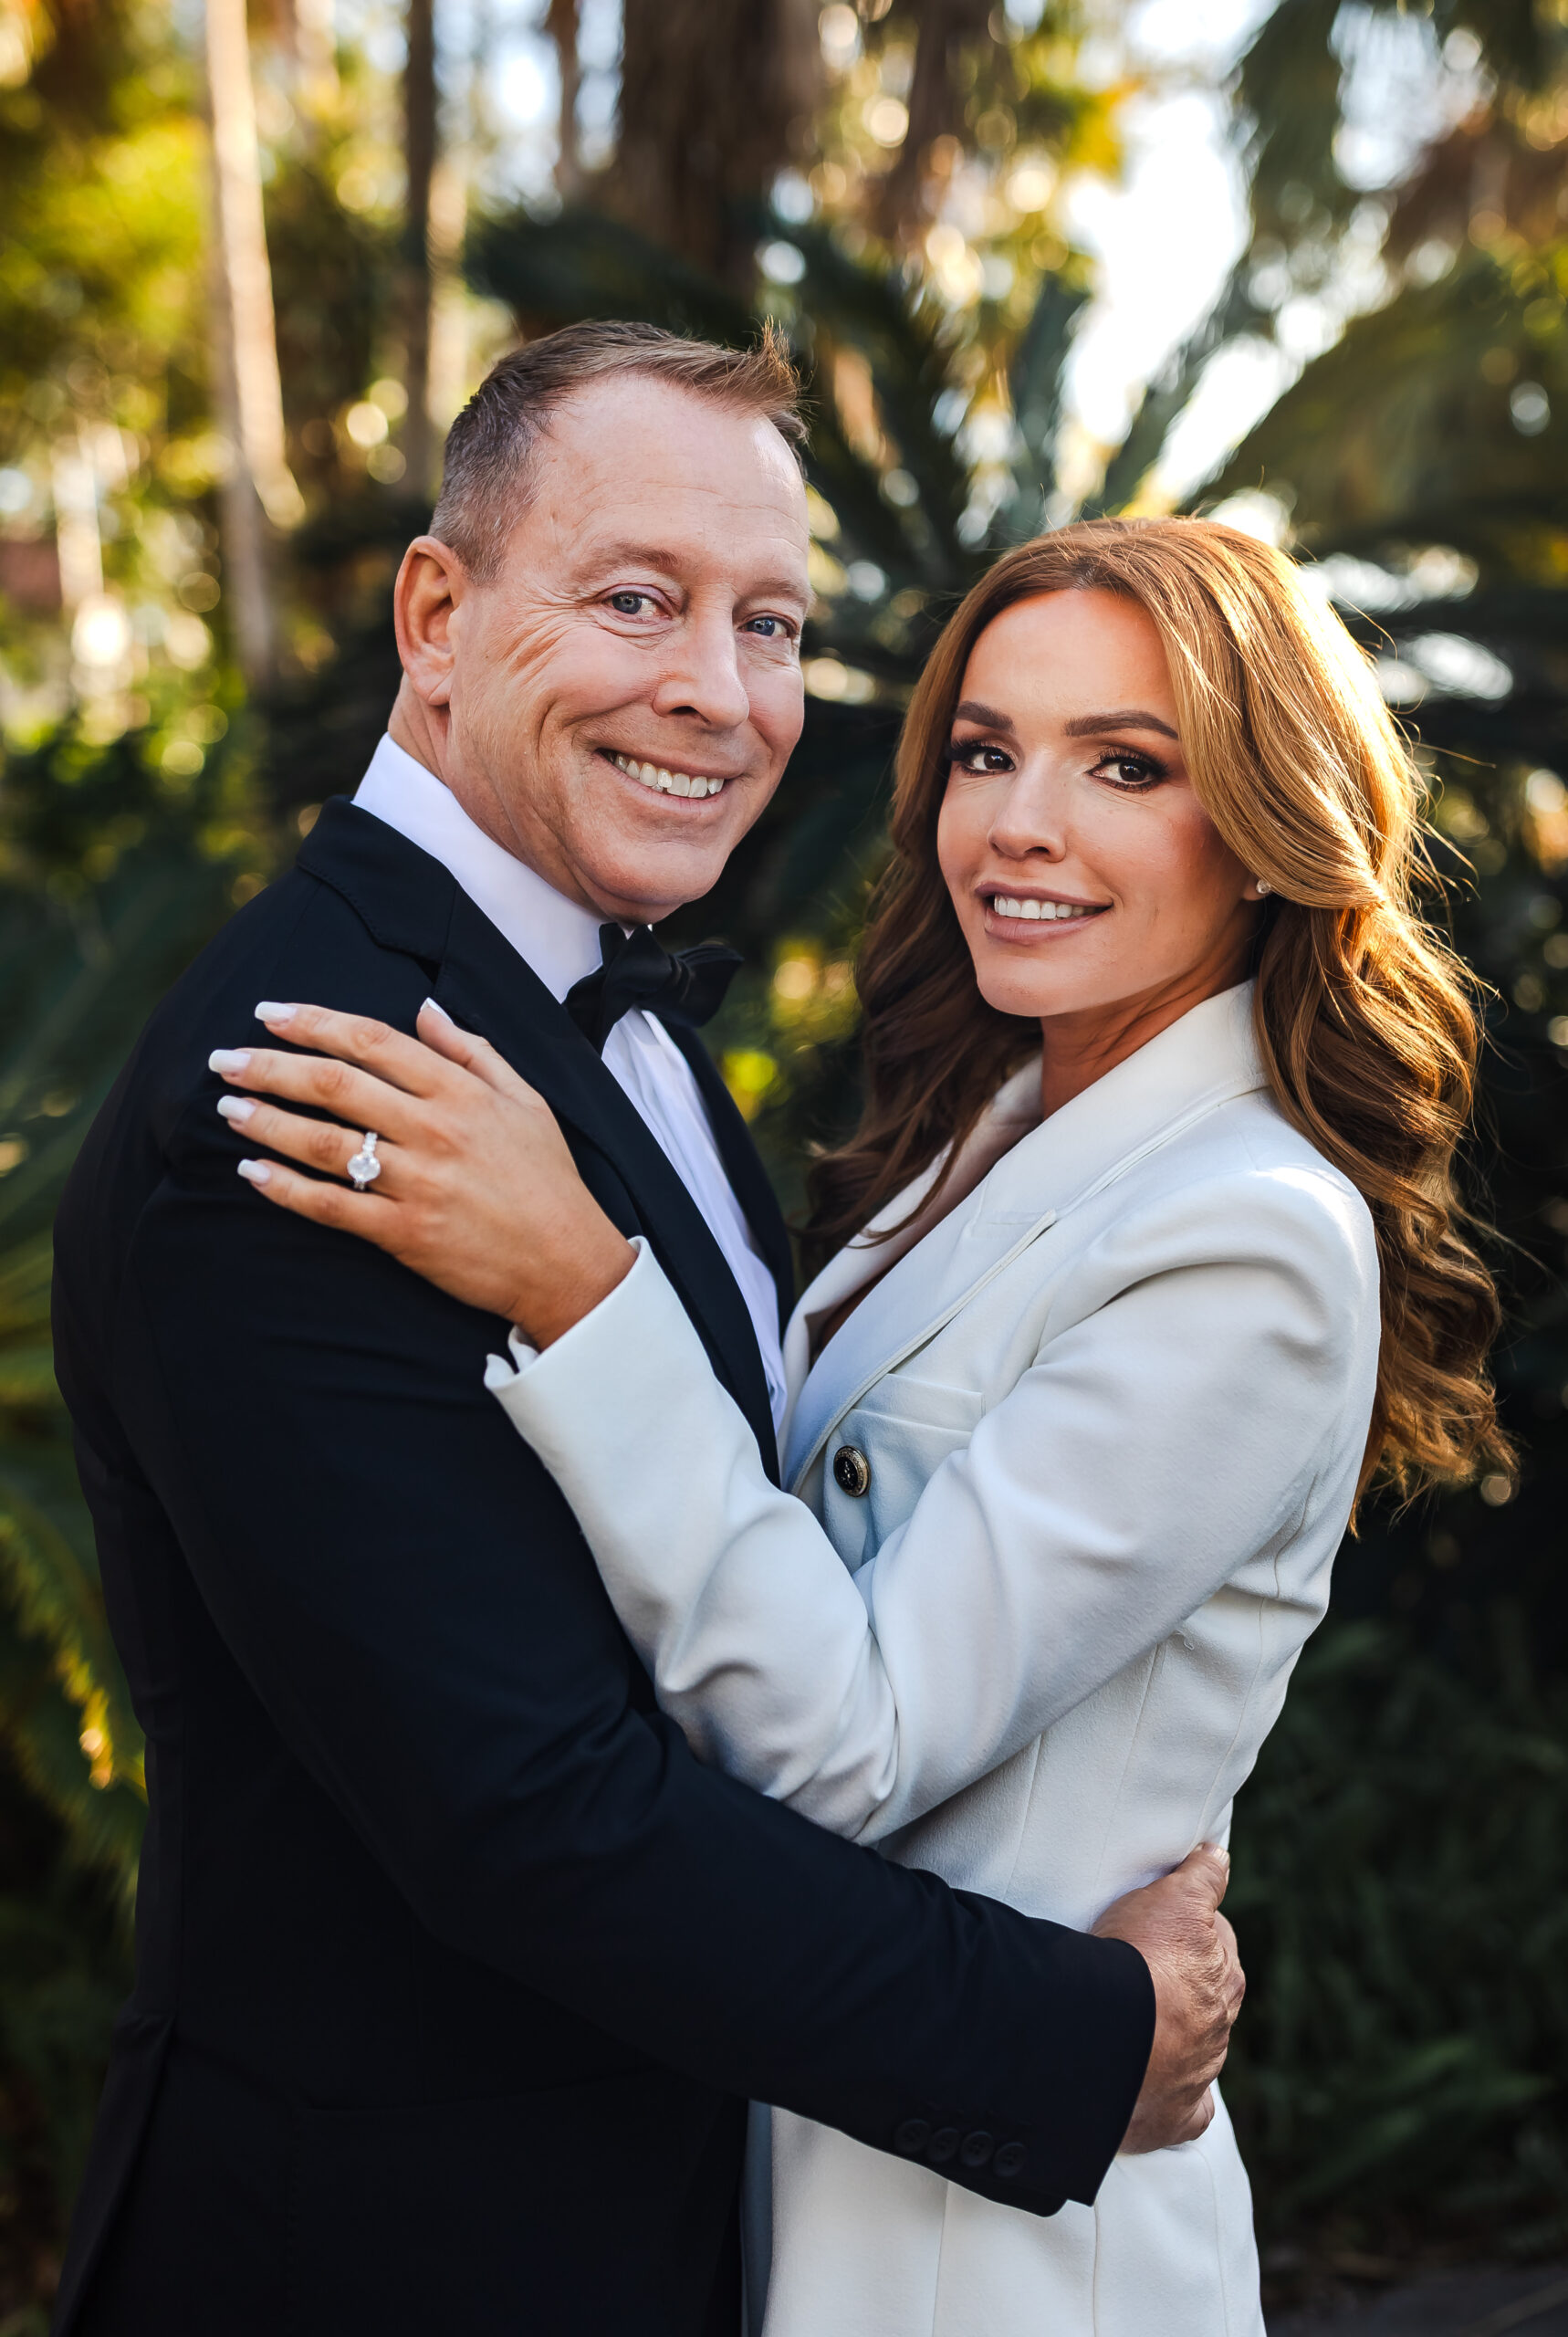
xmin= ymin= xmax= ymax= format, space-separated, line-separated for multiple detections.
xmin=936 ymin=587 xmax=1260 ymax=1040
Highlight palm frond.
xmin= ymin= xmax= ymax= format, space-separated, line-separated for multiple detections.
xmin=991 ymin=272 xmax=1087 ymax=542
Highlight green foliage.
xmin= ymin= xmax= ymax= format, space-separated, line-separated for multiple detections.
xmin=1228 ymin=1614 xmax=1568 ymax=2254
xmin=1195 ymin=3 xmax=1568 ymax=2259
xmin=0 ymin=716 xmax=251 ymax=1840
xmin=0 ymin=1733 xmax=128 ymax=2316
xmin=0 ymin=717 xmax=255 ymax=2276
xmin=1215 ymin=245 xmax=1568 ymax=560
xmin=1207 ymin=1 xmax=1568 ymax=1719
xmin=267 ymin=161 xmax=399 ymax=468
xmin=1235 ymin=0 xmax=1349 ymax=247
xmin=0 ymin=28 xmax=206 ymax=409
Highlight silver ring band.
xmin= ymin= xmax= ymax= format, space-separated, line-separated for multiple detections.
xmin=346 ymin=1132 xmax=382 ymax=1189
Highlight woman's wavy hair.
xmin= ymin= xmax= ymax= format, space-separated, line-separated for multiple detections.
xmin=805 ymin=515 xmax=1511 ymax=1500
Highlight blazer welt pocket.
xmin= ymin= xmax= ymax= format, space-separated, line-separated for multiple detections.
xmin=855 ymin=1373 xmax=984 ymax=1438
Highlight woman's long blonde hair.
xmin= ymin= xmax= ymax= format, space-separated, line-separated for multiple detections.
xmin=806 ymin=516 xmax=1510 ymax=1500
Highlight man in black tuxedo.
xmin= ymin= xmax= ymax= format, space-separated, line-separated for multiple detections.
xmin=51 ymin=323 xmax=1241 ymax=2337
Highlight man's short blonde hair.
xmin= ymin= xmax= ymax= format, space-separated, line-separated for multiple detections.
xmin=430 ymin=320 xmax=806 ymax=581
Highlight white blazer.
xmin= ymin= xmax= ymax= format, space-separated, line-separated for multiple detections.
xmin=490 ymin=983 xmax=1381 ymax=2337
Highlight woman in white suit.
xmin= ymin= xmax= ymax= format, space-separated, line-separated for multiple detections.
xmin=223 ymin=518 xmax=1509 ymax=2334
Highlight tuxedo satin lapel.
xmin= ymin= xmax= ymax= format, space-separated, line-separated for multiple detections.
xmin=298 ymin=796 xmax=455 ymax=960
xmin=664 ymin=1022 xmax=795 ymax=1333
xmin=299 ymin=801 xmax=779 ymax=1473
xmin=433 ymin=894 xmax=781 ymax=1473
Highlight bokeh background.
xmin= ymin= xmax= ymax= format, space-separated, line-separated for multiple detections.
xmin=2 ymin=0 xmax=1567 ymax=2321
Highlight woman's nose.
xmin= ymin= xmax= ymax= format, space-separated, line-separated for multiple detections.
xmin=989 ymin=771 xmax=1069 ymax=860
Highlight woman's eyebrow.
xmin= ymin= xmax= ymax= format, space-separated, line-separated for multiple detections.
xmin=1062 ymin=707 xmax=1179 ymax=739
xmin=953 ymin=698 xmax=1016 ymax=732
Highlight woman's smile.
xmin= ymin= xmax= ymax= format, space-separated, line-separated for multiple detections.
xmin=978 ymin=886 xmax=1109 ymax=937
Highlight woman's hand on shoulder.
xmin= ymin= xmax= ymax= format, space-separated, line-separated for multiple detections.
xmin=208 ymin=999 xmax=634 ymax=1346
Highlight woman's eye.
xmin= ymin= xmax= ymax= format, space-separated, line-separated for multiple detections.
xmin=607 ymin=590 xmax=657 ymax=618
xmin=1095 ymin=752 xmax=1163 ymax=791
xmin=948 ymin=739 xmax=1014 ymax=775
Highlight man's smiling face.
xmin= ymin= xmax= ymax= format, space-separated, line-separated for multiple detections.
xmin=393 ymin=373 xmax=811 ymax=925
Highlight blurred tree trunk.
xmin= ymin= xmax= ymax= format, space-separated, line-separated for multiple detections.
xmin=605 ymin=0 xmax=820 ymax=288
xmin=287 ymin=0 xmax=340 ymax=122
xmin=402 ymin=0 xmax=437 ymax=495
xmin=878 ymin=0 xmax=996 ymax=244
xmin=546 ymin=0 xmax=581 ymax=201
xmin=204 ymin=0 xmax=302 ymax=686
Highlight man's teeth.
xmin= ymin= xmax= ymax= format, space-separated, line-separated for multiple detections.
xmin=610 ymin=752 xmax=727 ymax=800
xmin=990 ymin=896 xmax=1099 ymax=921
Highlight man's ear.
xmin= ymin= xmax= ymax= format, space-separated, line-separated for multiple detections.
xmin=394 ymin=535 xmax=468 ymax=707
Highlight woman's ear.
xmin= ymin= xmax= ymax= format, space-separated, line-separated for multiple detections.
xmin=394 ymin=535 xmax=466 ymax=708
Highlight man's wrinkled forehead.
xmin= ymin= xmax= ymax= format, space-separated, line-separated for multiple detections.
xmin=522 ymin=378 xmax=810 ymax=582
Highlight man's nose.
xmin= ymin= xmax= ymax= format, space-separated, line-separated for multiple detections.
xmin=651 ymin=611 xmax=750 ymax=731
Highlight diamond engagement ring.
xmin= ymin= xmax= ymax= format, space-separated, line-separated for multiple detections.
xmin=346 ymin=1132 xmax=382 ymax=1189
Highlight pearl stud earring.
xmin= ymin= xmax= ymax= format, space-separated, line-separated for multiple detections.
xmin=1253 ymin=878 xmax=1272 ymax=897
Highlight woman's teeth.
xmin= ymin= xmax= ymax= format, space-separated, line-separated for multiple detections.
xmin=610 ymin=751 xmax=727 ymax=800
xmin=990 ymin=896 xmax=1099 ymax=922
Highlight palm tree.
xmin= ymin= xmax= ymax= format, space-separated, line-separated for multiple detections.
xmin=600 ymin=0 xmax=821 ymax=288
xmin=204 ymin=0 xmax=304 ymax=685
xmin=401 ymin=0 xmax=438 ymax=496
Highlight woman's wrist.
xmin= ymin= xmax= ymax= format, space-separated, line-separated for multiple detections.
xmin=507 ymin=1207 xmax=636 ymax=1349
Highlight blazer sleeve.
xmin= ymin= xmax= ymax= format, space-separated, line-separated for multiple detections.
xmin=101 ymin=1099 xmax=1153 ymax=2218
xmin=489 ymin=1164 xmax=1377 ymax=1847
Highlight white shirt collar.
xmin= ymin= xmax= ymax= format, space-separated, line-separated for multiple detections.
xmin=351 ymin=734 xmax=610 ymax=1002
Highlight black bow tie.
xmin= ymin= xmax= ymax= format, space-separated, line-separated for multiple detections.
xmin=565 ymin=923 xmax=744 ymax=1053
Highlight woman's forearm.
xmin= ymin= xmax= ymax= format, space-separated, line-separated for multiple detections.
xmin=490 ymin=1176 xmax=1368 ymax=1847
xmin=488 ymin=1240 xmax=904 ymax=1839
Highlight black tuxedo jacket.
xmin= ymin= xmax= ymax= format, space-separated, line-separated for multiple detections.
xmin=50 ymin=801 xmax=1154 ymax=2337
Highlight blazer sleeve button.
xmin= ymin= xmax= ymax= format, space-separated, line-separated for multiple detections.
xmin=893 ymin=2117 xmax=930 ymax=2155
xmin=993 ymin=2142 xmax=1027 ymax=2181
xmin=832 ymin=1444 xmax=871 ymax=1496
xmin=925 ymin=2125 xmax=960 ymax=2164
xmin=958 ymin=2130 xmax=994 ymax=2169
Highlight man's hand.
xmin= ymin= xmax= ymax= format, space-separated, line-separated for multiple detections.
xmin=1092 ymin=1843 xmax=1244 ymax=2154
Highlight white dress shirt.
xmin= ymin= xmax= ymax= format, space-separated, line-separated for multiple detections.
xmin=352 ymin=734 xmax=787 ymax=1430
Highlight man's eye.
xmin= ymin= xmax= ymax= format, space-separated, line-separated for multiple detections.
xmin=608 ymin=591 xmax=656 ymax=618
xmin=744 ymin=614 xmax=794 ymax=639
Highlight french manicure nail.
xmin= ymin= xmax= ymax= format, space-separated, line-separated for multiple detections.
xmin=236 ymin=1158 xmax=272 ymax=1186
xmin=255 ymin=1001 xmax=297 ymax=1023
xmin=209 ymin=1048 xmax=252 ymax=1076
xmin=216 ymin=1095 xmax=256 ymax=1123
xmin=420 ymin=995 xmax=454 ymax=1022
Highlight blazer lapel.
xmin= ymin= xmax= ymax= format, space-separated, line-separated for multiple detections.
xmin=782 ymin=984 xmax=1269 ymax=1492
xmin=298 ymin=802 xmax=780 ymax=1474
xmin=783 ymin=1189 xmax=1058 ymax=1493
xmin=663 ymin=1021 xmax=795 ymax=1334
